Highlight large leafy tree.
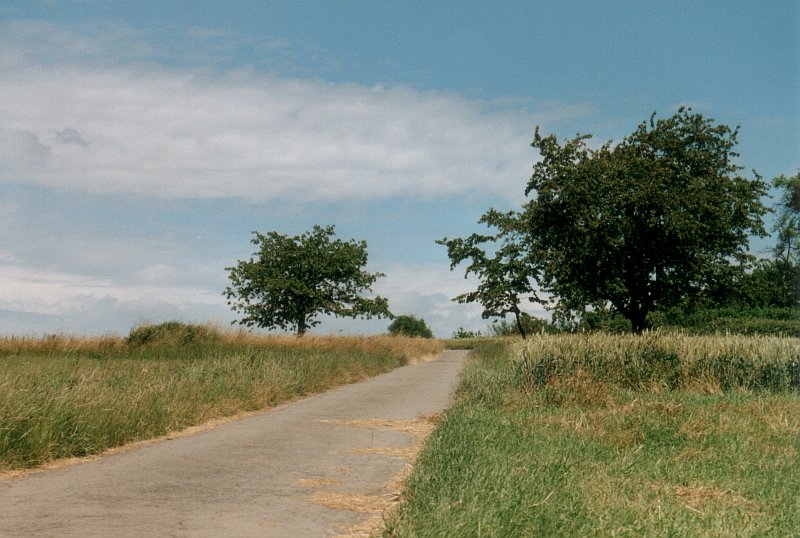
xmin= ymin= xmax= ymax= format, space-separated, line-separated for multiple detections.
xmin=224 ymin=225 xmax=391 ymax=336
xmin=438 ymin=209 xmax=542 ymax=338
xmin=524 ymin=108 xmax=768 ymax=333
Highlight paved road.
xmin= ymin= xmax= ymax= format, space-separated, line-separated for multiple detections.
xmin=0 ymin=350 xmax=468 ymax=537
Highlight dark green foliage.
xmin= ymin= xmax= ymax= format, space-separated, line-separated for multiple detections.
xmin=451 ymin=327 xmax=482 ymax=339
xmin=488 ymin=312 xmax=557 ymax=336
xmin=744 ymin=259 xmax=798 ymax=308
xmin=524 ymin=108 xmax=768 ymax=333
xmin=649 ymin=306 xmax=799 ymax=336
xmin=438 ymin=209 xmax=541 ymax=338
xmin=387 ymin=315 xmax=434 ymax=338
xmin=224 ymin=225 xmax=391 ymax=336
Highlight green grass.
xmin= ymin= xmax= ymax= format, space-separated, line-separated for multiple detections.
xmin=0 ymin=324 xmax=442 ymax=471
xmin=384 ymin=336 xmax=800 ymax=537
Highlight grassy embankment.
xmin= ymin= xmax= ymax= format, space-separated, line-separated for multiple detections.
xmin=386 ymin=334 xmax=799 ymax=536
xmin=0 ymin=322 xmax=442 ymax=472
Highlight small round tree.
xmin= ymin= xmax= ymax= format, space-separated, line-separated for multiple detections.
xmin=224 ymin=225 xmax=391 ymax=336
xmin=388 ymin=315 xmax=434 ymax=338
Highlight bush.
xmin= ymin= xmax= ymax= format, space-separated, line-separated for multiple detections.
xmin=388 ymin=315 xmax=434 ymax=338
xmin=452 ymin=327 xmax=482 ymax=339
xmin=488 ymin=313 xmax=558 ymax=336
xmin=126 ymin=321 xmax=221 ymax=349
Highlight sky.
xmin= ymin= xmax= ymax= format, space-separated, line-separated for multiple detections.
xmin=1 ymin=1 xmax=798 ymax=338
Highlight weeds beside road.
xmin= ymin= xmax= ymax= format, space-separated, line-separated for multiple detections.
xmin=385 ymin=334 xmax=800 ymax=536
xmin=0 ymin=324 xmax=442 ymax=472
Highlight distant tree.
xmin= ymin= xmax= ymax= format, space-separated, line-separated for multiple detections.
xmin=772 ymin=170 xmax=800 ymax=266
xmin=438 ymin=209 xmax=542 ymax=338
xmin=729 ymin=170 xmax=800 ymax=310
xmin=524 ymin=108 xmax=768 ymax=333
xmin=388 ymin=315 xmax=434 ymax=338
xmin=224 ymin=225 xmax=391 ymax=336
xmin=744 ymin=259 xmax=798 ymax=308
xmin=451 ymin=327 xmax=482 ymax=339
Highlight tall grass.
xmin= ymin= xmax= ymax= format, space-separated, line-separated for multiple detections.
xmin=384 ymin=337 xmax=800 ymax=537
xmin=0 ymin=324 xmax=442 ymax=471
xmin=513 ymin=332 xmax=800 ymax=393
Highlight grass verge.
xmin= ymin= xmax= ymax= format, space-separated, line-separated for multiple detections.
xmin=0 ymin=324 xmax=442 ymax=472
xmin=384 ymin=335 xmax=799 ymax=537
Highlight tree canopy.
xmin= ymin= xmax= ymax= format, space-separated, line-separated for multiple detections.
xmin=224 ymin=225 xmax=391 ymax=336
xmin=438 ymin=209 xmax=542 ymax=338
xmin=388 ymin=315 xmax=434 ymax=338
xmin=523 ymin=108 xmax=769 ymax=332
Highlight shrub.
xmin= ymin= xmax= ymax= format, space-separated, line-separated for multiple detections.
xmin=126 ymin=321 xmax=221 ymax=349
xmin=388 ymin=315 xmax=434 ymax=338
xmin=452 ymin=327 xmax=482 ymax=339
xmin=488 ymin=313 xmax=558 ymax=336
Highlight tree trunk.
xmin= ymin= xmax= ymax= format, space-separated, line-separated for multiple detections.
xmin=296 ymin=316 xmax=307 ymax=337
xmin=628 ymin=307 xmax=648 ymax=334
xmin=513 ymin=309 xmax=527 ymax=339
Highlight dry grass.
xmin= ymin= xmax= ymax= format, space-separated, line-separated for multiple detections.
xmin=305 ymin=415 xmax=441 ymax=537
xmin=336 ymin=515 xmax=388 ymax=538
xmin=0 ymin=334 xmax=126 ymax=354
xmin=651 ymin=482 xmax=760 ymax=515
xmin=323 ymin=417 xmax=439 ymax=444
xmin=0 ymin=329 xmax=443 ymax=361
xmin=307 ymin=491 xmax=395 ymax=513
xmin=0 ymin=327 xmax=442 ymax=472
xmin=297 ymin=477 xmax=344 ymax=488
xmin=513 ymin=332 xmax=800 ymax=392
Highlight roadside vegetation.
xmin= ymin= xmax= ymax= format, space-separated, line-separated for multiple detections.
xmin=384 ymin=335 xmax=799 ymax=536
xmin=0 ymin=322 xmax=441 ymax=472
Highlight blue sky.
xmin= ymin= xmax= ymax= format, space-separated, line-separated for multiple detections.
xmin=1 ymin=1 xmax=798 ymax=337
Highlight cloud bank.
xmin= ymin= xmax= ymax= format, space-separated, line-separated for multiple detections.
xmin=0 ymin=19 xmax=575 ymax=336
xmin=1 ymin=41 xmax=536 ymax=203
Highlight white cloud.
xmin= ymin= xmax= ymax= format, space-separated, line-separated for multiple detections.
xmin=133 ymin=264 xmax=179 ymax=283
xmin=0 ymin=20 xmax=603 ymax=205
xmin=0 ymin=65 xmax=537 ymax=204
xmin=0 ymin=264 xmax=220 ymax=317
xmin=0 ymin=260 xmax=484 ymax=337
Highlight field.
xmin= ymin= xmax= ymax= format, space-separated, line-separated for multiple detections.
xmin=385 ymin=334 xmax=800 ymax=537
xmin=0 ymin=323 xmax=442 ymax=472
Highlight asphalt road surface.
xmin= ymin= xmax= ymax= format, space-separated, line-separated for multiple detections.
xmin=0 ymin=350 xmax=469 ymax=537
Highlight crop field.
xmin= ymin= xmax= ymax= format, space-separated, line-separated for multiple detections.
xmin=0 ymin=323 xmax=442 ymax=472
xmin=385 ymin=334 xmax=799 ymax=536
